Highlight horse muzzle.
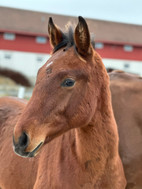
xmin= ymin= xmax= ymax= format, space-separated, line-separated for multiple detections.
xmin=13 ymin=132 xmax=43 ymax=158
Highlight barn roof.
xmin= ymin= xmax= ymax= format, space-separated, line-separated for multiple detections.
xmin=0 ymin=6 xmax=142 ymax=46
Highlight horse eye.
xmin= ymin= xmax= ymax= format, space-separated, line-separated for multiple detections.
xmin=61 ymin=78 xmax=75 ymax=87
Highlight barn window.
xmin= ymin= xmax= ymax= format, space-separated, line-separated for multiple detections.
xmin=123 ymin=45 xmax=133 ymax=52
xmin=95 ymin=42 xmax=104 ymax=49
xmin=36 ymin=57 xmax=43 ymax=62
xmin=4 ymin=54 xmax=12 ymax=59
xmin=36 ymin=36 xmax=47 ymax=44
xmin=124 ymin=63 xmax=130 ymax=68
xmin=3 ymin=33 xmax=16 ymax=40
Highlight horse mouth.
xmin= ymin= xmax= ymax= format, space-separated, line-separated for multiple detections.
xmin=14 ymin=141 xmax=43 ymax=158
xmin=27 ymin=142 xmax=43 ymax=157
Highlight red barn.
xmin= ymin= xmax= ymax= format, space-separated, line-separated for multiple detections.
xmin=0 ymin=6 xmax=142 ymax=83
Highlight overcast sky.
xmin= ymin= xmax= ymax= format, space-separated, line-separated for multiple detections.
xmin=0 ymin=0 xmax=142 ymax=25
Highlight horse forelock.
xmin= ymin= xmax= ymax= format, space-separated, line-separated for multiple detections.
xmin=53 ymin=24 xmax=74 ymax=53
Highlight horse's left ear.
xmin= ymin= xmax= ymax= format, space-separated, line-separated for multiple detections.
xmin=48 ymin=17 xmax=63 ymax=48
xmin=74 ymin=16 xmax=92 ymax=56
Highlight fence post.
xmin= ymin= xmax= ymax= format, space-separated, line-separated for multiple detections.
xmin=18 ymin=86 xmax=25 ymax=98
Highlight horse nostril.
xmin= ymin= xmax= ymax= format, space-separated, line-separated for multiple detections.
xmin=19 ymin=132 xmax=29 ymax=147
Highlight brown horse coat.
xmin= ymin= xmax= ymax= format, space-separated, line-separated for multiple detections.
xmin=0 ymin=97 xmax=38 ymax=189
xmin=110 ymin=70 xmax=142 ymax=189
xmin=0 ymin=17 xmax=126 ymax=189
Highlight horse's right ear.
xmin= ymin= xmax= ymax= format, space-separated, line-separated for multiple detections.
xmin=48 ymin=17 xmax=63 ymax=48
xmin=74 ymin=16 xmax=92 ymax=57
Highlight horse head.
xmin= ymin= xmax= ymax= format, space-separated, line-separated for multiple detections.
xmin=13 ymin=16 xmax=108 ymax=157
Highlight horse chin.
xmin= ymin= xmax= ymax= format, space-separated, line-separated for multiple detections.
xmin=45 ymin=136 xmax=55 ymax=144
xmin=44 ymin=130 xmax=67 ymax=144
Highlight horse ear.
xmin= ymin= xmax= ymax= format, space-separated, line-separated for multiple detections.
xmin=74 ymin=16 xmax=92 ymax=56
xmin=48 ymin=17 xmax=63 ymax=48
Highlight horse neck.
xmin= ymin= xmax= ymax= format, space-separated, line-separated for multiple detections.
xmin=74 ymin=78 xmax=118 ymax=164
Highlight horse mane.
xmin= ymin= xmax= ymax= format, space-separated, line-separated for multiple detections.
xmin=53 ymin=23 xmax=95 ymax=53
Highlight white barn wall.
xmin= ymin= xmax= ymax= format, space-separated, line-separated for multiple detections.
xmin=0 ymin=50 xmax=50 ymax=84
xmin=0 ymin=50 xmax=142 ymax=86
xmin=103 ymin=58 xmax=142 ymax=76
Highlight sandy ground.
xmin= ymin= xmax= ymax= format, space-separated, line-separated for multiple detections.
xmin=0 ymin=75 xmax=17 ymax=86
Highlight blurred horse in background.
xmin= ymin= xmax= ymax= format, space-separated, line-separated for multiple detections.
xmin=109 ymin=70 xmax=142 ymax=189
